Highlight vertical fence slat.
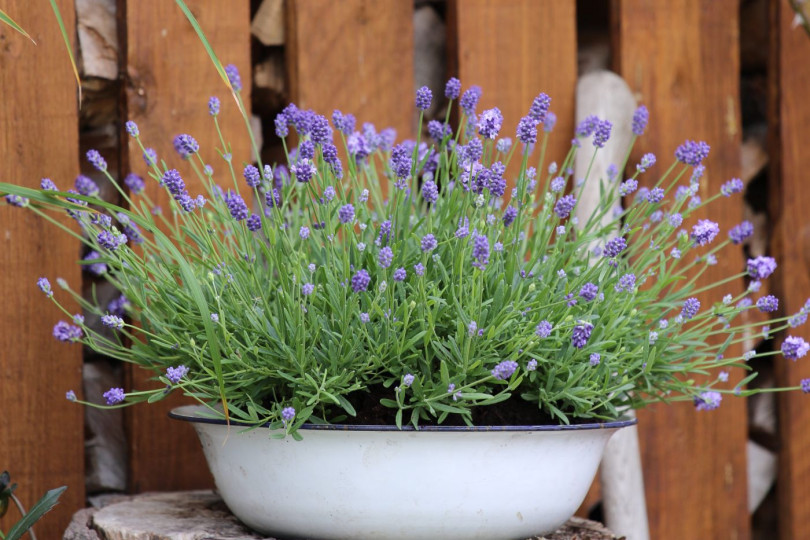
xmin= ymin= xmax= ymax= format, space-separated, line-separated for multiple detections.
xmin=447 ymin=0 xmax=577 ymax=184
xmin=770 ymin=1 xmax=810 ymax=538
xmin=286 ymin=0 xmax=414 ymax=141
xmin=0 ymin=0 xmax=85 ymax=536
xmin=615 ymin=2 xmax=750 ymax=539
xmin=123 ymin=0 xmax=251 ymax=492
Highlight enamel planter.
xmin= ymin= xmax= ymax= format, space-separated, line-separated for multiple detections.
xmin=170 ymin=405 xmax=634 ymax=540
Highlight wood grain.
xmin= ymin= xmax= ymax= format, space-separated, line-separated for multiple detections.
xmin=123 ymin=0 xmax=251 ymax=493
xmin=286 ymin=0 xmax=415 ymax=142
xmin=0 ymin=0 xmax=85 ymax=537
xmin=615 ymin=1 xmax=750 ymax=539
xmin=448 ymin=0 xmax=577 ymax=187
xmin=769 ymin=1 xmax=810 ymax=538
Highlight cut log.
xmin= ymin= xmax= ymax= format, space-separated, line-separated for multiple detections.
xmin=64 ymin=491 xmax=619 ymax=540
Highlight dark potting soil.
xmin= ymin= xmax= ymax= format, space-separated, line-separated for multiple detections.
xmin=339 ymin=383 xmax=576 ymax=427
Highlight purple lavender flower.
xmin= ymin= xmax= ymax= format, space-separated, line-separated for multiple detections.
xmin=536 ymin=320 xmax=552 ymax=338
xmin=101 ymin=314 xmax=125 ymax=330
xmin=82 ymin=251 xmax=107 ymax=275
xmin=477 ymin=107 xmax=504 ymax=139
xmin=86 ymin=149 xmax=107 ymax=171
xmin=445 ymin=77 xmax=461 ymax=99
xmin=37 ymin=277 xmax=53 ymax=298
xmin=729 ymin=221 xmax=754 ymax=244
xmin=266 ymin=188 xmax=281 ymax=208
xmin=377 ymin=220 xmax=392 ymax=246
xmin=529 ymin=93 xmax=551 ymax=122
xmin=675 ymin=140 xmax=710 ymax=166
xmin=554 ymin=195 xmax=577 ymax=219
xmin=691 ymin=219 xmax=720 ymax=246
xmin=516 ymin=115 xmax=538 ymax=144
xmin=421 ymin=180 xmax=439 ymax=204
xmin=721 ymin=178 xmax=744 ymax=196
xmin=694 ymin=391 xmax=721 ymax=411
xmin=332 ymin=110 xmax=356 ymax=135
xmin=593 ymin=119 xmax=612 ymax=148
xmin=274 ymin=114 xmax=289 ymax=137
xmin=782 ymin=336 xmax=810 ymax=360
xmin=648 ymin=187 xmax=665 ymax=204
xmin=589 ymin=353 xmax=601 ymax=366
xmin=338 ymin=204 xmax=355 ymax=224
xmin=427 ymin=120 xmax=450 ymax=142
xmin=604 ymin=237 xmax=627 ymax=258
xmin=291 ymin=159 xmax=317 ymax=183
xmin=668 ymin=213 xmax=683 ymax=228
xmin=161 ymin=169 xmax=186 ymax=197
xmin=421 ymin=234 xmax=437 ymax=252
xmin=143 ymin=148 xmax=157 ymax=167
xmin=614 ymin=273 xmax=636 ymax=292
xmin=551 ymin=177 xmax=566 ymax=193
xmin=756 ymin=295 xmax=779 ymax=313
xmin=543 ymin=111 xmax=557 ymax=133
xmin=359 ymin=312 xmax=370 ymax=323
xmin=415 ymin=86 xmax=433 ymax=111
xmin=208 ymin=96 xmax=220 ymax=116
xmin=166 ymin=365 xmax=189 ymax=384
xmin=632 ymin=105 xmax=649 ymax=136
xmin=579 ymin=283 xmax=599 ymax=301
xmin=323 ymin=186 xmax=336 ymax=202
xmin=310 ymin=114 xmax=332 ymax=144
xmin=459 ymin=85 xmax=481 ymax=114
xmin=681 ymin=297 xmax=701 ymax=320
xmin=636 ymin=153 xmax=656 ymax=173
xmin=301 ymin=283 xmax=315 ymax=296
xmin=40 ymin=178 xmax=58 ymax=191
xmin=393 ymin=267 xmax=407 ymax=282
xmin=173 ymin=134 xmax=199 ymax=159
xmin=103 ymin=387 xmax=125 ymax=405
xmin=225 ymin=64 xmax=242 ymax=91
xmin=789 ymin=311 xmax=807 ymax=328
xmin=471 ymin=234 xmax=490 ymax=270
xmin=53 ymin=321 xmax=82 ymax=342
xmin=224 ymin=191 xmax=248 ymax=221
xmin=378 ymin=246 xmax=394 ymax=269
xmin=243 ymin=164 xmax=261 ymax=188
xmin=298 ymin=140 xmax=316 ymax=161
xmin=747 ymin=256 xmax=777 ymax=279
xmin=498 ymin=206 xmax=516 ymax=228
xmin=246 ymin=214 xmax=262 ymax=232
xmin=66 ymin=390 xmax=77 ymax=401
xmin=801 ymin=379 xmax=810 ymax=393
xmin=125 ymin=120 xmax=139 ymax=137
xmin=414 ymin=263 xmax=425 ymax=276
xmin=491 ymin=360 xmax=518 ymax=380
xmin=390 ymin=143 xmax=412 ymax=179
xmin=97 ymin=230 xmax=126 ymax=250
xmin=352 ymin=269 xmax=371 ymax=292
xmin=5 ymin=194 xmax=28 ymax=207
xmin=619 ymin=179 xmax=638 ymax=196
xmin=572 ymin=323 xmax=594 ymax=349
xmin=123 ymin=173 xmax=145 ymax=195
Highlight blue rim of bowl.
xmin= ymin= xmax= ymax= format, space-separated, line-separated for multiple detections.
xmin=169 ymin=405 xmax=637 ymax=432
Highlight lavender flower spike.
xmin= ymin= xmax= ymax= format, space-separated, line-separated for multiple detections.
xmin=103 ymin=387 xmax=125 ymax=405
xmin=694 ymin=391 xmax=722 ymax=411
xmin=690 ymin=219 xmax=719 ymax=246
xmin=445 ymin=77 xmax=461 ymax=100
xmin=86 ymin=149 xmax=107 ymax=171
xmin=782 ymin=336 xmax=810 ymax=360
xmin=747 ymin=256 xmax=777 ymax=280
xmin=572 ymin=322 xmax=594 ymax=349
xmin=351 ymin=269 xmax=371 ymax=292
xmin=225 ymin=64 xmax=242 ymax=92
xmin=632 ymin=105 xmax=649 ymax=136
xmin=415 ymin=86 xmax=433 ymax=111
xmin=516 ymin=115 xmax=537 ymax=144
xmin=492 ymin=360 xmax=518 ymax=380
xmin=166 ymin=365 xmax=189 ymax=384
xmin=477 ymin=107 xmax=504 ymax=139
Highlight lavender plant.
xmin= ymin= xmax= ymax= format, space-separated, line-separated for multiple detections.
xmin=2 ymin=75 xmax=808 ymax=438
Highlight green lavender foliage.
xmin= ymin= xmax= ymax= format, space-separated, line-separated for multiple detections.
xmin=3 ymin=86 xmax=803 ymax=437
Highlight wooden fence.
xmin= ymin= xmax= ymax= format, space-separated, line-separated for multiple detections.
xmin=0 ymin=1 xmax=808 ymax=538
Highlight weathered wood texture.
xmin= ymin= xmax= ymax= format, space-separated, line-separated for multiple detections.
xmin=769 ymin=1 xmax=810 ymax=538
xmin=615 ymin=1 xmax=750 ymax=539
xmin=448 ymin=0 xmax=577 ymax=184
xmin=0 ymin=1 xmax=85 ymax=537
xmin=123 ymin=0 xmax=252 ymax=493
xmin=286 ymin=0 xmax=415 ymax=142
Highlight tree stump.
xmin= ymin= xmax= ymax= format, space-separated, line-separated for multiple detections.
xmin=64 ymin=491 xmax=620 ymax=540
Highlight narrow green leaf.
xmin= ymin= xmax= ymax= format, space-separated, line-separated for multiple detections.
xmin=47 ymin=0 xmax=81 ymax=106
xmin=6 ymin=486 xmax=67 ymax=540
xmin=0 ymin=8 xmax=35 ymax=43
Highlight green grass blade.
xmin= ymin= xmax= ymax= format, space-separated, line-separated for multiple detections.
xmin=0 ymin=8 xmax=35 ymax=44
xmin=47 ymin=0 xmax=82 ymax=106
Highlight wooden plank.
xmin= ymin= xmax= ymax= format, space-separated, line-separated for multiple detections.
xmin=0 ymin=0 xmax=85 ymax=537
xmin=123 ymin=0 xmax=252 ymax=493
xmin=769 ymin=1 xmax=810 ymax=537
xmin=614 ymin=2 xmax=750 ymax=539
xmin=286 ymin=0 xmax=414 ymax=142
xmin=447 ymin=0 xmax=577 ymax=185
